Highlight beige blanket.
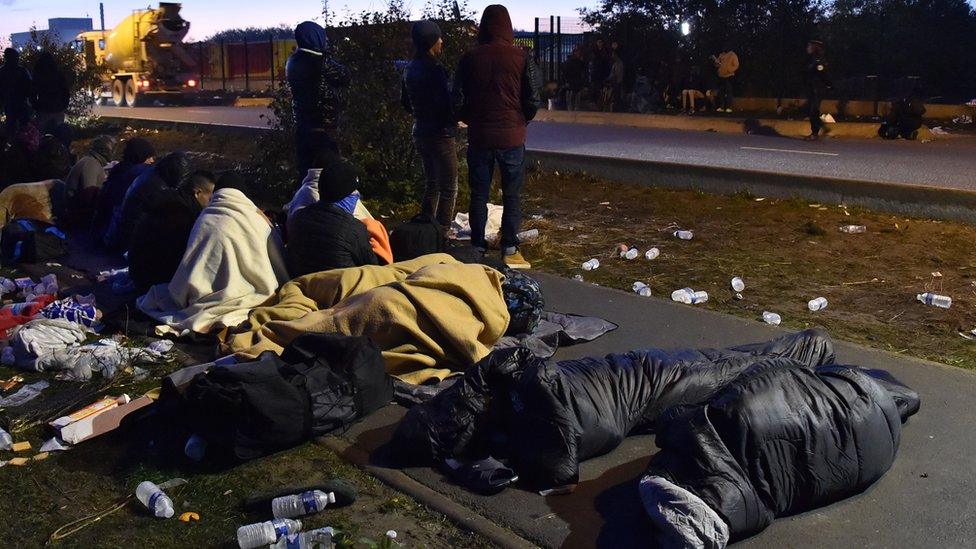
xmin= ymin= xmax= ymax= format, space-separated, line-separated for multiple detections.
xmin=222 ymin=254 xmax=510 ymax=384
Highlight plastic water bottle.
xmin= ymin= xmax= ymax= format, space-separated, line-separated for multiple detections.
xmin=762 ymin=311 xmax=782 ymax=325
xmin=644 ymin=248 xmax=660 ymax=260
xmin=623 ymin=247 xmax=640 ymax=260
xmin=271 ymin=527 xmax=335 ymax=549
xmin=237 ymin=519 xmax=303 ymax=549
xmin=731 ymin=277 xmax=745 ymax=292
xmin=517 ymin=229 xmax=539 ymax=242
xmin=572 ymin=274 xmax=584 ymax=282
xmin=690 ymin=291 xmax=709 ymax=304
xmin=184 ymin=434 xmax=208 ymax=462
xmin=808 ymin=297 xmax=829 ymax=311
xmin=0 ymin=427 xmax=12 ymax=451
xmin=838 ymin=225 xmax=867 ymax=234
xmin=0 ymin=277 xmax=16 ymax=294
xmin=673 ymin=230 xmax=694 ymax=240
xmin=135 ymin=481 xmax=175 ymax=519
xmin=632 ymin=282 xmax=652 ymax=297
xmin=671 ymin=288 xmax=695 ymax=304
xmin=272 ymin=490 xmax=336 ymax=518
xmin=917 ymin=293 xmax=952 ymax=309
xmin=582 ymin=259 xmax=600 ymax=271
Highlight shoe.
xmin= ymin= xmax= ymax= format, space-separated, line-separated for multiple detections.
xmin=803 ymin=133 xmax=820 ymax=141
xmin=503 ymin=250 xmax=531 ymax=269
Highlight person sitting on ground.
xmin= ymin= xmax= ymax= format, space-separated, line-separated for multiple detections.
xmin=31 ymin=133 xmax=72 ymax=181
xmin=91 ymin=137 xmax=154 ymax=243
xmin=128 ymin=170 xmax=215 ymax=293
xmin=64 ymin=135 xmax=115 ymax=216
xmin=880 ymin=87 xmax=926 ymax=140
xmin=31 ymin=51 xmax=70 ymax=133
xmin=138 ymin=171 xmax=289 ymax=334
xmin=681 ymin=66 xmax=707 ymax=114
xmin=287 ymin=157 xmax=381 ymax=277
xmin=105 ymin=150 xmax=191 ymax=252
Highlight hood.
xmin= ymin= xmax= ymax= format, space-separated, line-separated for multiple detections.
xmin=154 ymin=151 xmax=192 ymax=188
xmin=478 ymin=5 xmax=514 ymax=44
xmin=88 ymin=135 xmax=116 ymax=164
xmin=295 ymin=21 xmax=328 ymax=53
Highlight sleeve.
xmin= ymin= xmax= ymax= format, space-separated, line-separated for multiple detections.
xmin=730 ymin=53 xmax=740 ymax=72
xmin=401 ymin=74 xmax=413 ymax=114
xmin=438 ymin=65 xmax=456 ymax=122
xmin=323 ymin=57 xmax=351 ymax=88
xmin=451 ymin=57 xmax=467 ymax=123
xmin=521 ymin=54 xmax=544 ymax=122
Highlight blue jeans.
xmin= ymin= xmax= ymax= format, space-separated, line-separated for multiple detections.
xmin=467 ymin=145 xmax=524 ymax=252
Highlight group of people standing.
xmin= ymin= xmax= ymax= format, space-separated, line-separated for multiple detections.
xmin=0 ymin=48 xmax=71 ymax=137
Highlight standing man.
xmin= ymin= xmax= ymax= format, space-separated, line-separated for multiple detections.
xmin=286 ymin=21 xmax=351 ymax=180
xmin=453 ymin=4 xmax=542 ymax=269
xmin=31 ymin=51 xmax=71 ymax=132
xmin=561 ymin=47 xmax=587 ymax=111
xmin=712 ymin=46 xmax=739 ymax=113
xmin=0 ymin=48 xmax=32 ymax=137
xmin=803 ymin=39 xmax=832 ymax=141
xmin=401 ymin=20 xmax=457 ymax=232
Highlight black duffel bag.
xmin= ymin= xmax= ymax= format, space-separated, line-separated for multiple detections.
xmin=390 ymin=213 xmax=445 ymax=261
xmin=1 ymin=218 xmax=68 ymax=266
xmin=175 ymin=333 xmax=392 ymax=460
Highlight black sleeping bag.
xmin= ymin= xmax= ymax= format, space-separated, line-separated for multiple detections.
xmin=394 ymin=328 xmax=837 ymax=488
xmin=640 ymin=360 xmax=919 ymax=547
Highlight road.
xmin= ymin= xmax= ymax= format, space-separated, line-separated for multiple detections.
xmin=94 ymin=105 xmax=976 ymax=192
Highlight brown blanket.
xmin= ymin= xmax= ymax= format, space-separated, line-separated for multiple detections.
xmin=222 ymin=254 xmax=511 ymax=384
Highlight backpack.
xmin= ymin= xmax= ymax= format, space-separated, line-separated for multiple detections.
xmin=168 ymin=333 xmax=392 ymax=461
xmin=1 ymin=218 xmax=68 ymax=266
xmin=389 ymin=213 xmax=445 ymax=262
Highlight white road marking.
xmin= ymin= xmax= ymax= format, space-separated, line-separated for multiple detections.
xmin=740 ymin=146 xmax=839 ymax=157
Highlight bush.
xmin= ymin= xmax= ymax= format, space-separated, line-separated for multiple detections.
xmin=251 ymin=1 xmax=475 ymax=212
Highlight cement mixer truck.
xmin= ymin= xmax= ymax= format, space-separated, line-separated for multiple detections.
xmin=78 ymin=2 xmax=198 ymax=106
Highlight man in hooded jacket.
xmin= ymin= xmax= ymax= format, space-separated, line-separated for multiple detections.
xmin=286 ymin=21 xmax=351 ymax=180
xmin=0 ymin=48 xmax=32 ymax=136
xmin=107 ymin=151 xmax=192 ymax=253
xmin=452 ymin=5 xmax=542 ymax=270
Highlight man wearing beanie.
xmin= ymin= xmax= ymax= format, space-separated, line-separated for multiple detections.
xmin=402 ymin=20 xmax=457 ymax=233
xmin=286 ymin=157 xmax=380 ymax=277
xmin=452 ymin=5 xmax=542 ymax=269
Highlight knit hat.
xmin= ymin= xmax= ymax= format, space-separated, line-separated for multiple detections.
xmin=317 ymin=158 xmax=360 ymax=203
xmin=121 ymin=137 xmax=155 ymax=164
xmin=88 ymin=135 xmax=116 ymax=163
xmin=411 ymin=20 xmax=442 ymax=53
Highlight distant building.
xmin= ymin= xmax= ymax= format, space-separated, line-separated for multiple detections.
xmin=10 ymin=17 xmax=93 ymax=49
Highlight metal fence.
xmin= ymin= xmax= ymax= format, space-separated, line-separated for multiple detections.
xmin=522 ymin=16 xmax=589 ymax=84
xmin=187 ymin=37 xmax=296 ymax=93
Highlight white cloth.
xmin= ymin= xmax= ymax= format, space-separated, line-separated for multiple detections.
xmin=137 ymin=188 xmax=289 ymax=334
xmin=11 ymin=318 xmax=89 ymax=369
xmin=452 ymin=203 xmax=504 ymax=241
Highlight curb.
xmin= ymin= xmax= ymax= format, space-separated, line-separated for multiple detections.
xmin=526 ymin=149 xmax=976 ymax=224
xmin=316 ymin=435 xmax=539 ymax=549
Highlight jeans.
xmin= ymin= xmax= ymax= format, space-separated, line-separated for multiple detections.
xmin=295 ymin=128 xmax=339 ymax=181
xmin=415 ymin=136 xmax=458 ymax=230
xmin=467 ymin=145 xmax=524 ymax=253
xmin=718 ymin=77 xmax=734 ymax=109
xmin=807 ymin=91 xmax=822 ymax=135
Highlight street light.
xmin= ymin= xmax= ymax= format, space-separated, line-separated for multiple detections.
xmin=681 ymin=21 xmax=691 ymax=36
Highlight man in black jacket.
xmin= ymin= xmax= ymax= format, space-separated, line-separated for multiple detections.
xmin=129 ymin=171 xmax=215 ymax=293
xmin=402 ymin=20 xmax=457 ymax=232
xmin=106 ymin=151 xmax=191 ymax=253
xmin=803 ymin=39 xmax=832 ymax=141
xmin=452 ymin=5 xmax=542 ymax=270
xmin=287 ymin=157 xmax=378 ymax=277
xmin=0 ymin=48 xmax=32 ymax=137
xmin=286 ymin=21 xmax=351 ymax=179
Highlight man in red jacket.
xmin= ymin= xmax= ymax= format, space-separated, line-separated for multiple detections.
xmin=453 ymin=4 xmax=542 ymax=269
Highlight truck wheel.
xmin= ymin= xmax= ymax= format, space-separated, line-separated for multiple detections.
xmin=112 ymin=79 xmax=126 ymax=107
xmin=124 ymin=79 xmax=140 ymax=107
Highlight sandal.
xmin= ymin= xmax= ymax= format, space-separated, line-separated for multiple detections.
xmin=443 ymin=456 xmax=519 ymax=495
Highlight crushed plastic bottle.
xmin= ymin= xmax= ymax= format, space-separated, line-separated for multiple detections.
xmin=632 ymin=282 xmax=652 ymax=297
xmin=517 ymin=229 xmax=539 ymax=242
xmin=272 ymin=490 xmax=336 ymax=519
xmin=184 ymin=434 xmax=208 ymax=462
xmin=582 ymin=259 xmax=600 ymax=271
xmin=644 ymin=248 xmax=660 ymax=260
xmin=623 ymin=247 xmax=640 ymax=260
xmin=0 ymin=427 xmax=12 ymax=451
xmin=135 ymin=481 xmax=175 ymax=519
xmin=237 ymin=519 xmax=303 ymax=549
xmin=673 ymin=230 xmax=694 ymax=240
xmin=808 ymin=297 xmax=829 ymax=312
xmin=271 ymin=527 xmax=335 ymax=549
xmin=0 ymin=277 xmax=16 ymax=295
xmin=731 ymin=277 xmax=745 ymax=292
xmin=762 ymin=311 xmax=782 ymax=325
xmin=690 ymin=291 xmax=709 ymax=304
xmin=917 ymin=293 xmax=952 ymax=309
xmin=838 ymin=225 xmax=867 ymax=234
xmin=671 ymin=288 xmax=695 ymax=304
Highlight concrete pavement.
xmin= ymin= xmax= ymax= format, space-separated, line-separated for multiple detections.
xmin=324 ymin=272 xmax=976 ymax=548
xmin=93 ymin=105 xmax=976 ymax=192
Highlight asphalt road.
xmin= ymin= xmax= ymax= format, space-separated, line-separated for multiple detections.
xmin=94 ymin=105 xmax=976 ymax=192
